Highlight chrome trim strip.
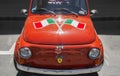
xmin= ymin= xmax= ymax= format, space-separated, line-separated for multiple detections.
xmin=16 ymin=62 xmax=103 ymax=75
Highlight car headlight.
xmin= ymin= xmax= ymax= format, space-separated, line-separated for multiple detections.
xmin=89 ymin=48 xmax=100 ymax=59
xmin=19 ymin=47 xmax=32 ymax=59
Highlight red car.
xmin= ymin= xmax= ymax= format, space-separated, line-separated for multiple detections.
xmin=14 ymin=0 xmax=104 ymax=75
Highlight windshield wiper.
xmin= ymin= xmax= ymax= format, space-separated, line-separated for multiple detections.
xmin=36 ymin=8 xmax=56 ymax=15
xmin=55 ymin=8 xmax=79 ymax=17
xmin=79 ymin=8 xmax=87 ymax=15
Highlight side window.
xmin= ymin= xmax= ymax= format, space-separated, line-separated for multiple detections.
xmin=32 ymin=0 xmax=50 ymax=12
xmin=81 ymin=0 xmax=87 ymax=10
xmin=31 ymin=0 xmax=37 ymax=13
xmin=78 ymin=0 xmax=88 ymax=15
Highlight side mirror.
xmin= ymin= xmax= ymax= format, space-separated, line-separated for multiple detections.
xmin=90 ymin=9 xmax=98 ymax=16
xmin=21 ymin=9 xmax=28 ymax=15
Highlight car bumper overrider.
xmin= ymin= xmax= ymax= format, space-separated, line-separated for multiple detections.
xmin=16 ymin=62 xmax=103 ymax=75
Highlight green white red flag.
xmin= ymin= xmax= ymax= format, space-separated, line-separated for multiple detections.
xmin=33 ymin=18 xmax=55 ymax=29
xmin=33 ymin=18 xmax=86 ymax=30
xmin=64 ymin=19 xmax=86 ymax=30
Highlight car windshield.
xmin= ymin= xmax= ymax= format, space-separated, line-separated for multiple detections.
xmin=31 ymin=0 xmax=88 ymax=15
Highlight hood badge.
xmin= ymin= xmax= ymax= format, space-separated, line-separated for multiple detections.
xmin=56 ymin=55 xmax=64 ymax=64
xmin=57 ymin=58 xmax=63 ymax=64
xmin=55 ymin=45 xmax=63 ymax=54
xmin=55 ymin=45 xmax=64 ymax=64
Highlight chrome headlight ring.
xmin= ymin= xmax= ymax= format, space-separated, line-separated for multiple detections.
xmin=89 ymin=48 xmax=100 ymax=59
xmin=19 ymin=47 xmax=32 ymax=59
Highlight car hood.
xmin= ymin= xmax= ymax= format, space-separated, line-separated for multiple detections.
xmin=22 ymin=15 xmax=96 ymax=45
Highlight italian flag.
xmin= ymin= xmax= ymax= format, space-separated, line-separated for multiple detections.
xmin=65 ymin=19 xmax=86 ymax=30
xmin=33 ymin=18 xmax=55 ymax=29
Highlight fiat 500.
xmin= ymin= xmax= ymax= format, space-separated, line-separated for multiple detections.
xmin=14 ymin=0 xmax=104 ymax=75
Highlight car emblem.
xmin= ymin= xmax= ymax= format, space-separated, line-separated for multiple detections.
xmin=56 ymin=55 xmax=64 ymax=64
xmin=55 ymin=50 xmax=62 ymax=54
xmin=57 ymin=58 xmax=63 ymax=64
xmin=55 ymin=45 xmax=63 ymax=54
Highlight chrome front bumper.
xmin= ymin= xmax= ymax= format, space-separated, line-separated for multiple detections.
xmin=16 ymin=62 xmax=103 ymax=75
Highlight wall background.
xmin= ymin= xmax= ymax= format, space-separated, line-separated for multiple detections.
xmin=89 ymin=0 xmax=120 ymax=17
xmin=0 ymin=0 xmax=120 ymax=17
